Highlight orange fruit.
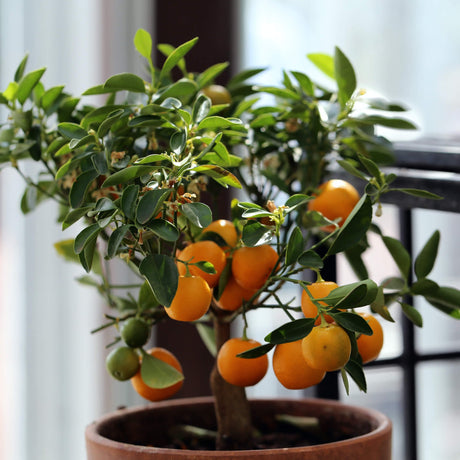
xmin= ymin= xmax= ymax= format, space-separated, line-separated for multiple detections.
xmin=203 ymin=219 xmax=238 ymax=249
xmin=177 ymin=240 xmax=226 ymax=288
xmin=165 ymin=275 xmax=212 ymax=322
xmin=130 ymin=347 xmax=183 ymax=402
xmin=231 ymin=245 xmax=278 ymax=291
xmin=301 ymin=323 xmax=351 ymax=372
xmin=273 ymin=340 xmax=326 ymax=389
xmin=356 ymin=313 xmax=384 ymax=364
xmin=217 ymin=337 xmax=268 ymax=387
xmin=307 ymin=179 xmax=360 ymax=232
xmin=215 ymin=275 xmax=258 ymax=311
xmin=202 ymin=84 xmax=232 ymax=105
xmin=301 ymin=281 xmax=339 ymax=325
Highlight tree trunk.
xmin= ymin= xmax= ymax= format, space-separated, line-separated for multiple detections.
xmin=210 ymin=313 xmax=254 ymax=450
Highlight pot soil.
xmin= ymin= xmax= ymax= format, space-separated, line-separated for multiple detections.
xmin=85 ymin=397 xmax=392 ymax=459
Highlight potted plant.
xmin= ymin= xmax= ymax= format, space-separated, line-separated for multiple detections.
xmin=1 ymin=29 xmax=458 ymax=459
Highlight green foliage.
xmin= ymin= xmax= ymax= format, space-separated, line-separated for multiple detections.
xmin=1 ymin=28 xmax=457 ymax=402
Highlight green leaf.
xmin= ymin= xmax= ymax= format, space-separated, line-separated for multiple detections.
xmin=285 ymin=194 xmax=312 ymax=210
xmin=138 ymin=281 xmax=159 ymax=311
xmin=307 ymin=53 xmax=334 ymax=79
xmin=170 ymin=130 xmax=186 ymax=155
xmin=290 ymin=70 xmax=314 ymax=96
xmin=41 ymin=85 xmax=65 ymax=112
xmin=371 ymin=287 xmax=395 ymax=322
xmin=285 ymin=227 xmax=304 ymax=266
xmin=410 ymin=278 xmax=439 ymax=296
xmin=104 ymin=73 xmax=146 ymax=93
xmin=80 ymin=105 xmax=126 ymax=130
xmin=62 ymin=206 xmax=92 ymax=230
xmin=20 ymin=186 xmax=37 ymax=214
xmin=265 ymin=318 xmax=316 ymax=345
xmin=134 ymin=28 xmax=153 ymax=60
xmin=79 ymin=236 xmax=97 ymax=273
xmin=392 ymin=188 xmax=443 ymax=200
xmin=139 ymin=254 xmax=178 ymax=308
xmin=237 ymin=343 xmax=275 ymax=359
xmin=107 ymin=225 xmax=131 ymax=259
xmin=102 ymin=166 xmax=156 ymax=187
xmin=180 ymin=202 xmax=212 ymax=228
xmin=121 ymin=184 xmax=139 ymax=220
xmin=197 ymin=115 xmax=245 ymax=132
xmin=17 ymin=67 xmax=46 ymax=104
xmin=327 ymin=195 xmax=373 ymax=256
xmin=155 ymin=79 xmax=198 ymax=104
xmin=401 ymin=303 xmax=423 ymax=327
xmin=70 ymin=169 xmax=99 ymax=208
xmin=337 ymin=159 xmax=368 ymax=181
xmin=254 ymin=86 xmax=301 ymax=101
xmin=74 ymin=223 xmax=101 ymax=254
xmin=425 ymin=286 xmax=460 ymax=318
xmin=135 ymin=154 xmax=171 ymax=164
xmin=349 ymin=115 xmax=417 ymax=130
xmin=14 ymin=54 xmax=29 ymax=82
xmin=159 ymin=37 xmax=199 ymax=82
xmin=382 ymin=235 xmax=411 ymax=281
xmin=227 ymin=67 xmax=266 ymax=89
xmin=136 ymin=189 xmax=171 ymax=225
xmin=97 ymin=108 xmax=125 ymax=138
xmin=323 ymin=279 xmax=378 ymax=309
xmin=197 ymin=62 xmax=229 ymax=88
xmin=297 ymin=250 xmax=324 ymax=270
xmin=195 ymin=323 xmax=217 ymax=357
xmin=3 ymin=82 xmax=18 ymax=101
xmin=193 ymin=164 xmax=241 ymax=189
xmin=333 ymin=312 xmax=373 ymax=335
xmin=344 ymin=359 xmax=367 ymax=392
xmin=58 ymin=122 xmax=88 ymax=140
xmin=241 ymin=220 xmax=274 ymax=247
xmin=334 ymin=47 xmax=357 ymax=107
xmin=147 ymin=219 xmax=180 ymax=242
xmin=140 ymin=351 xmax=183 ymax=389
xmin=192 ymin=94 xmax=212 ymax=124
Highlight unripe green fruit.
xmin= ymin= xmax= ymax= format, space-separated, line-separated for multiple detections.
xmin=121 ymin=317 xmax=150 ymax=348
xmin=106 ymin=346 xmax=140 ymax=381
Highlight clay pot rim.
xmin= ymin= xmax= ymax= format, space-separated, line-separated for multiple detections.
xmin=85 ymin=396 xmax=392 ymax=457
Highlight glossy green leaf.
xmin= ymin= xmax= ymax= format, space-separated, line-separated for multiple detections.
xmin=159 ymin=37 xmax=199 ymax=82
xmin=297 ymin=250 xmax=324 ymax=270
xmin=14 ymin=54 xmax=29 ymax=82
xmin=147 ymin=219 xmax=180 ymax=242
xmin=195 ymin=323 xmax=217 ymax=357
xmin=41 ymin=85 xmax=65 ymax=112
xmin=79 ymin=236 xmax=97 ymax=273
xmin=285 ymin=227 xmax=304 ymax=266
xmin=382 ymin=235 xmax=411 ymax=281
xmin=107 ymin=225 xmax=131 ymax=258
xmin=392 ymin=188 xmax=443 ymax=200
xmin=103 ymin=73 xmax=146 ymax=93
xmin=333 ymin=312 xmax=373 ymax=335
xmin=135 ymin=154 xmax=171 ymax=164
xmin=138 ymin=281 xmax=159 ymax=311
xmin=170 ymin=130 xmax=186 ymax=155
xmin=401 ymin=303 xmax=423 ymax=327
xmin=425 ymin=286 xmax=460 ymax=318
xmin=255 ymin=86 xmax=301 ymax=101
xmin=140 ymin=350 xmax=184 ymax=389
xmin=155 ymin=79 xmax=198 ymax=104
xmin=62 ymin=206 xmax=92 ymax=230
xmin=80 ymin=105 xmax=125 ymax=130
xmin=227 ymin=67 xmax=266 ymax=89
xmin=307 ymin=53 xmax=334 ymax=79
xmin=74 ymin=223 xmax=101 ymax=254
xmin=97 ymin=108 xmax=125 ymax=137
xmin=323 ymin=279 xmax=378 ymax=309
xmin=371 ymin=287 xmax=395 ymax=322
xmin=344 ymin=359 xmax=367 ymax=392
xmin=180 ymin=202 xmax=212 ymax=228
xmin=58 ymin=122 xmax=88 ymax=140
xmin=334 ymin=46 xmax=356 ymax=107
xmin=192 ymin=164 xmax=241 ymax=189
xmin=411 ymin=278 xmax=439 ymax=296
xmin=265 ymin=318 xmax=316 ymax=345
xmin=3 ymin=82 xmax=18 ymax=101
xmin=349 ymin=115 xmax=417 ymax=130
xmin=285 ymin=194 xmax=312 ymax=210
xmin=192 ymin=94 xmax=212 ymax=124
xmin=20 ymin=186 xmax=37 ymax=214
xmin=327 ymin=195 xmax=373 ymax=256
xmin=121 ymin=184 xmax=139 ymax=220
xmin=237 ymin=343 xmax=275 ymax=359
xmin=102 ymin=166 xmax=156 ymax=187
xmin=337 ymin=159 xmax=368 ymax=181
xmin=69 ymin=134 xmax=95 ymax=149
xmin=197 ymin=115 xmax=245 ymax=132
xmin=70 ymin=169 xmax=99 ymax=208
xmin=241 ymin=220 xmax=274 ymax=247
xmin=290 ymin=70 xmax=314 ymax=96
xmin=197 ymin=62 xmax=229 ymax=88
xmin=136 ymin=189 xmax=171 ymax=225
xmin=139 ymin=254 xmax=178 ymax=307
xmin=134 ymin=28 xmax=152 ymax=60
xmin=17 ymin=67 xmax=46 ymax=104
xmin=81 ymin=84 xmax=119 ymax=96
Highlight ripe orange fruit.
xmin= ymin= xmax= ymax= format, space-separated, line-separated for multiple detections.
xmin=215 ymin=275 xmax=258 ymax=311
xmin=301 ymin=324 xmax=351 ymax=372
xmin=356 ymin=313 xmax=384 ymax=364
xmin=131 ymin=347 xmax=183 ymax=402
xmin=177 ymin=240 xmax=226 ymax=288
xmin=232 ymin=245 xmax=278 ymax=291
xmin=203 ymin=219 xmax=238 ymax=249
xmin=165 ymin=275 xmax=212 ymax=322
xmin=273 ymin=340 xmax=326 ymax=389
xmin=202 ymin=84 xmax=232 ymax=105
xmin=217 ymin=337 xmax=268 ymax=387
xmin=301 ymin=281 xmax=339 ymax=325
xmin=307 ymin=179 xmax=360 ymax=232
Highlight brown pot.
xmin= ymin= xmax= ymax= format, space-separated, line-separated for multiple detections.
xmin=85 ymin=397 xmax=391 ymax=460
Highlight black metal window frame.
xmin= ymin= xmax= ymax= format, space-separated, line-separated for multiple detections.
xmin=316 ymin=140 xmax=460 ymax=460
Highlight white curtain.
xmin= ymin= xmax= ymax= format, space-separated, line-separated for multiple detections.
xmin=0 ymin=2 xmax=153 ymax=459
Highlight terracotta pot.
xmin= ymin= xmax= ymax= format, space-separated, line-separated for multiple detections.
xmin=85 ymin=397 xmax=391 ymax=459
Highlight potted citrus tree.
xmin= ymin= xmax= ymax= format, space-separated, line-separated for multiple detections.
xmin=1 ymin=29 xmax=458 ymax=459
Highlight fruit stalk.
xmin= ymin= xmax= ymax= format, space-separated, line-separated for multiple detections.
xmin=210 ymin=310 xmax=254 ymax=450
